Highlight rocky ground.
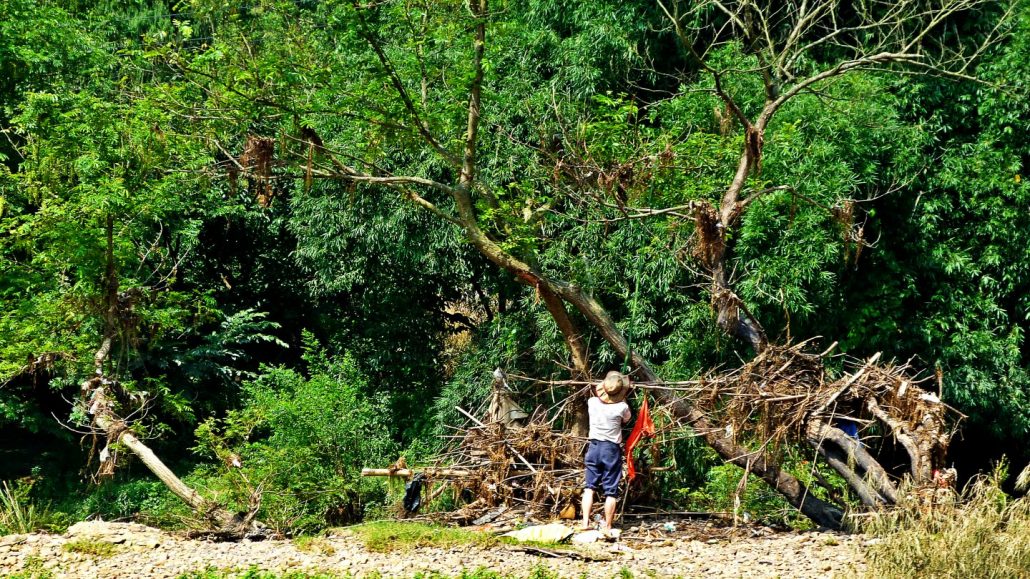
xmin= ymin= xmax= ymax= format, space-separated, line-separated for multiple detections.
xmin=0 ymin=520 xmax=868 ymax=578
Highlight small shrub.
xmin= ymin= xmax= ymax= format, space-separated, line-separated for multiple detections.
xmin=191 ymin=344 xmax=398 ymax=535
xmin=63 ymin=538 xmax=118 ymax=557
xmin=863 ymin=466 xmax=1030 ymax=579
xmin=73 ymin=478 xmax=189 ymax=528
xmin=0 ymin=479 xmax=56 ymax=535
xmin=527 ymin=566 xmax=561 ymax=579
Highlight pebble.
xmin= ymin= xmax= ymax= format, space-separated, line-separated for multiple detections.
xmin=0 ymin=521 xmax=867 ymax=578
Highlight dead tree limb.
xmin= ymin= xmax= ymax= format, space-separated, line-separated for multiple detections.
xmin=77 ymin=215 xmax=261 ymax=537
xmin=806 ymin=419 xmax=898 ymax=506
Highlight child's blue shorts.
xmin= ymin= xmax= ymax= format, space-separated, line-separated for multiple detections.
xmin=584 ymin=439 xmax=623 ymax=498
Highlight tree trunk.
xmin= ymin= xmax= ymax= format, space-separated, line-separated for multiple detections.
xmin=93 ymin=411 xmax=236 ymax=528
xmin=806 ymin=419 xmax=899 ymax=506
xmin=538 ymin=284 xmax=591 ymax=436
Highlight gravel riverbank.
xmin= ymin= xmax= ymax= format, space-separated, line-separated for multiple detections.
xmin=0 ymin=521 xmax=867 ymax=578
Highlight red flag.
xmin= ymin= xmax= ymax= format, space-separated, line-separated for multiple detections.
xmin=626 ymin=395 xmax=656 ymax=483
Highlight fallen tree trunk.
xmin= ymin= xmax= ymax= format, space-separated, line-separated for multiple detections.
xmin=806 ymin=419 xmax=898 ymax=506
xmin=94 ymin=412 xmax=235 ymax=529
xmin=662 ymin=389 xmax=845 ymax=529
xmin=85 ymin=381 xmax=260 ymax=536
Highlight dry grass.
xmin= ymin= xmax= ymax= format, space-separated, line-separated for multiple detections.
xmin=862 ymin=468 xmax=1030 ymax=579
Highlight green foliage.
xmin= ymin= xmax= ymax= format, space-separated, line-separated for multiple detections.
xmin=840 ymin=6 xmax=1030 ymax=452
xmin=289 ymin=181 xmax=479 ymax=440
xmin=0 ymin=479 xmax=66 ymax=535
xmin=0 ymin=480 xmax=42 ymax=534
xmin=67 ymin=478 xmax=189 ymax=529
xmin=191 ymin=341 xmax=397 ymax=534
xmin=0 ymin=0 xmax=1027 ymax=533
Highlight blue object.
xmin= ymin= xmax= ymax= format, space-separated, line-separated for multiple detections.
xmin=585 ymin=440 xmax=623 ymax=498
xmin=837 ymin=419 xmax=860 ymax=440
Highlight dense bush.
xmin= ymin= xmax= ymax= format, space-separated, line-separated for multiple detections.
xmin=192 ymin=342 xmax=397 ymax=534
xmin=63 ymin=478 xmax=187 ymax=528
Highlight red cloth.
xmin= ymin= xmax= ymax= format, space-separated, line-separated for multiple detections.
xmin=625 ymin=395 xmax=656 ymax=483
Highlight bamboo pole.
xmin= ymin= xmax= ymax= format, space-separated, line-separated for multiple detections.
xmin=360 ymin=468 xmax=472 ymax=478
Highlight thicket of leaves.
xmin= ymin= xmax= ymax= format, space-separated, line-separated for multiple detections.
xmin=0 ymin=0 xmax=1026 ymax=528
xmin=191 ymin=339 xmax=397 ymax=533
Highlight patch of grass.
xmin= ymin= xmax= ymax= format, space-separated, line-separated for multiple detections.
xmin=453 ymin=569 xmax=504 ymax=579
xmin=527 ymin=566 xmax=562 ymax=579
xmin=862 ymin=466 xmax=1030 ymax=579
xmin=176 ymin=565 xmax=637 ymax=579
xmin=177 ymin=567 xmax=341 ymax=578
xmin=496 ymin=535 xmax=574 ymax=550
xmin=6 ymin=555 xmax=55 ymax=579
xmin=62 ymin=538 xmax=119 ymax=557
xmin=348 ymin=521 xmax=496 ymax=552
xmin=292 ymin=535 xmax=336 ymax=556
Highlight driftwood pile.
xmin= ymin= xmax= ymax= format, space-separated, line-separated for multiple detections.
xmin=699 ymin=342 xmax=952 ymax=445
xmin=360 ymin=371 xmax=603 ymax=524
xmin=364 ymin=341 xmax=963 ymax=524
xmin=694 ymin=340 xmax=960 ymax=507
xmin=441 ymin=418 xmax=586 ymax=524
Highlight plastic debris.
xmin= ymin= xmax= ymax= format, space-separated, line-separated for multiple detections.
xmin=501 ymin=523 xmax=574 ymax=543
xmin=571 ymin=530 xmax=604 ymax=544
xmin=402 ymin=473 xmax=426 ymax=513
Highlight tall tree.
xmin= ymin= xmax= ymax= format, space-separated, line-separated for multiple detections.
xmin=139 ymin=0 xmax=1013 ymax=526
